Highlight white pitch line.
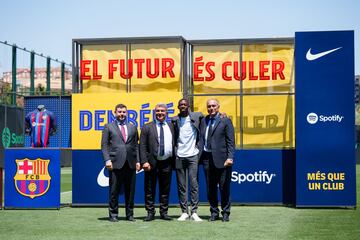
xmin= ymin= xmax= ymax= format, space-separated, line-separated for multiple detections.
xmin=61 ymin=191 xmax=72 ymax=195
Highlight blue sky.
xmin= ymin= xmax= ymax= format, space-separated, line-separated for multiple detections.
xmin=0 ymin=0 xmax=359 ymax=74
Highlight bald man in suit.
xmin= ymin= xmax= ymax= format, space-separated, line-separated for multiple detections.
xmin=199 ymin=99 xmax=235 ymax=222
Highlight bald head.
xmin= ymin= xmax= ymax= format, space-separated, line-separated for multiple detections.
xmin=207 ymin=98 xmax=220 ymax=117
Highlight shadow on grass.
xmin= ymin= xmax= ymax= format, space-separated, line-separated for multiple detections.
xmin=97 ymin=214 xmax=213 ymax=221
xmin=97 ymin=216 xmax=132 ymax=221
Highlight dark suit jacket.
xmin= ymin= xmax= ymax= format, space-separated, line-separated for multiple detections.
xmin=101 ymin=121 xmax=139 ymax=169
xmin=199 ymin=115 xmax=235 ymax=169
xmin=171 ymin=111 xmax=203 ymax=169
xmin=140 ymin=121 xmax=175 ymax=168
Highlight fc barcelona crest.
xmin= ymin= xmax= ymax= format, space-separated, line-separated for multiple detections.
xmin=13 ymin=158 xmax=51 ymax=199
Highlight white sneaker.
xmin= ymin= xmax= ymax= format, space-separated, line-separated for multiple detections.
xmin=190 ymin=213 xmax=203 ymax=222
xmin=177 ymin=213 xmax=190 ymax=221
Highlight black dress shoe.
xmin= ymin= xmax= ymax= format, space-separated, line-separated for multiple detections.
xmin=109 ymin=216 xmax=118 ymax=222
xmin=208 ymin=214 xmax=219 ymax=222
xmin=222 ymin=214 xmax=230 ymax=222
xmin=160 ymin=214 xmax=172 ymax=221
xmin=143 ymin=213 xmax=155 ymax=221
xmin=126 ymin=216 xmax=136 ymax=222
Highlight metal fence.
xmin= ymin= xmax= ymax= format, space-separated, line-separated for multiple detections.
xmin=0 ymin=40 xmax=72 ymax=107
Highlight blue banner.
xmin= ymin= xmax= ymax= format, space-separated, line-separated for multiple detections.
xmin=72 ymin=150 xmax=179 ymax=205
xmin=4 ymin=148 xmax=61 ymax=208
xmin=72 ymin=149 xmax=293 ymax=205
xmin=295 ymin=31 xmax=356 ymax=207
xmin=230 ymin=150 xmax=295 ymax=204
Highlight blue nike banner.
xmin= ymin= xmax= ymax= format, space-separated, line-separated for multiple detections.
xmin=72 ymin=149 xmax=294 ymax=205
xmin=72 ymin=150 xmax=179 ymax=205
xmin=295 ymin=31 xmax=356 ymax=207
xmin=4 ymin=148 xmax=61 ymax=208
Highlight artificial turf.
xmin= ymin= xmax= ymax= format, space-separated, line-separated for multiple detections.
xmin=0 ymin=167 xmax=359 ymax=240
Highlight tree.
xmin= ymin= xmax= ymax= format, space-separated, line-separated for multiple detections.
xmin=0 ymin=80 xmax=12 ymax=105
xmin=35 ymin=83 xmax=45 ymax=96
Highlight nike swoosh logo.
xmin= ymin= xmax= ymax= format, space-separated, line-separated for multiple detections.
xmin=97 ymin=167 xmax=109 ymax=187
xmin=306 ymin=47 xmax=342 ymax=61
xmin=97 ymin=166 xmax=145 ymax=187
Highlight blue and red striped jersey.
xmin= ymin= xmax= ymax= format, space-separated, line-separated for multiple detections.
xmin=25 ymin=109 xmax=57 ymax=147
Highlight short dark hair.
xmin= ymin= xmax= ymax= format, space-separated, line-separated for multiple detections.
xmin=114 ymin=103 xmax=127 ymax=111
xmin=178 ymin=98 xmax=190 ymax=106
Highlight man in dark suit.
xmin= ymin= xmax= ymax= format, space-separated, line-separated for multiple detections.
xmin=172 ymin=98 xmax=204 ymax=221
xmin=199 ymin=99 xmax=235 ymax=222
xmin=140 ymin=103 xmax=175 ymax=221
xmin=101 ymin=103 xmax=140 ymax=222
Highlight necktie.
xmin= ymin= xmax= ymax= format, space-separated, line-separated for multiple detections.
xmin=206 ymin=118 xmax=214 ymax=150
xmin=120 ymin=124 xmax=126 ymax=142
xmin=159 ymin=122 xmax=165 ymax=156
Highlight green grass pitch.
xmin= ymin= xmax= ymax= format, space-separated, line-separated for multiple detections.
xmin=1 ymin=166 xmax=360 ymax=240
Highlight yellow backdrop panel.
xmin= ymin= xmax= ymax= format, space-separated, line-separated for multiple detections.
xmin=130 ymin=43 xmax=182 ymax=92
xmin=82 ymin=44 xmax=127 ymax=93
xmin=72 ymin=92 xmax=182 ymax=149
xmin=81 ymin=43 xmax=182 ymax=93
xmin=242 ymin=95 xmax=295 ymax=148
xmin=242 ymin=44 xmax=294 ymax=93
xmin=193 ymin=45 xmax=240 ymax=94
xmin=193 ymin=96 xmax=241 ymax=147
xmin=192 ymin=44 xmax=294 ymax=94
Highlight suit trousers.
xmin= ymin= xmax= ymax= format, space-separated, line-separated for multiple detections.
xmin=201 ymin=151 xmax=232 ymax=216
xmin=144 ymin=158 xmax=172 ymax=216
xmin=176 ymin=155 xmax=200 ymax=214
xmin=109 ymin=161 xmax=136 ymax=218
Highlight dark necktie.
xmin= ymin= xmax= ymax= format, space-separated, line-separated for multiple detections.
xmin=206 ymin=118 xmax=214 ymax=150
xmin=159 ymin=122 xmax=165 ymax=156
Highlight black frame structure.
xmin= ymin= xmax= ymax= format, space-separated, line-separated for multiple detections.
xmin=187 ymin=38 xmax=295 ymax=149
xmin=72 ymin=36 xmax=295 ymax=149
xmin=72 ymin=36 xmax=187 ymax=94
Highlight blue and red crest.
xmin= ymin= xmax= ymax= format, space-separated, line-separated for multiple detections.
xmin=13 ymin=158 xmax=51 ymax=199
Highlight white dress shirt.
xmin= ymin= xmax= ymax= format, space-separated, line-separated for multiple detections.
xmin=156 ymin=120 xmax=173 ymax=160
xmin=204 ymin=115 xmax=218 ymax=152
